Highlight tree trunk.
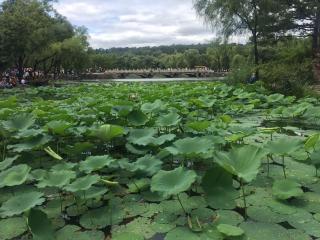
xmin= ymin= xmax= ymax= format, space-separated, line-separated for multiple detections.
xmin=16 ymin=56 xmax=24 ymax=80
xmin=312 ymin=5 xmax=320 ymax=55
xmin=253 ymin=0 xmax=259 ymax=79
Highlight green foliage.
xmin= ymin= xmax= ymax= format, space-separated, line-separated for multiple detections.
xmin=151 ymin=167 xmax=197 ymax=197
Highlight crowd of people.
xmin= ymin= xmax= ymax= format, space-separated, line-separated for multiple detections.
xmin=0 ymin=68 xmax=33 ymax=88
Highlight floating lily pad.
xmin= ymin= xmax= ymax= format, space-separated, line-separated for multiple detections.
xmin=56 ymin=225 xmax=105 ymax=240
xmin=272 ymin=179 xmax=303 ymax=200
xmin=217 ymin=224 xmax=244 ymax=237
xmin=165 ymin=227 xmax=200 ymax=240
xmin=112 ymin=232 xmax=144 ymax=240
xmin=28 ymin=208 xmax=54 ymax=240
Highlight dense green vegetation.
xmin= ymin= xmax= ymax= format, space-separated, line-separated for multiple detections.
xmin=0 ymin=82 xmax=320 ymax=239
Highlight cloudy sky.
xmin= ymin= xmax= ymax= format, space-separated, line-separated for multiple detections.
xmin=53 ymin=0 xmax=220 ymax=49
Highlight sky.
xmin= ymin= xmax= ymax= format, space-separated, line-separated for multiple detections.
xmin=53 ymin=0 xmax=218 ymax=49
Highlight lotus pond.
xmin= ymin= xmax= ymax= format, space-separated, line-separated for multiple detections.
xmin=0 ymin=82 xmax=320 ymax=240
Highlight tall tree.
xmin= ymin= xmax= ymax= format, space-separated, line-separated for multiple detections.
xmin=194 ymin=0 xmax=285 ymax=73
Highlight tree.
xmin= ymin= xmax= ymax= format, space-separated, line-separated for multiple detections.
xmin=194 ymin=0 xmax=286 ymax=74
xmin=0 ymin=0 xmax=88 ymax=79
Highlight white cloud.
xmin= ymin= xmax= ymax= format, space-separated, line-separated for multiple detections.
xmin=53 ymin=0 xmax=217 ymax=48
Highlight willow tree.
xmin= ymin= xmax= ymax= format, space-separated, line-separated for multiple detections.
xmin=194 ymin=0 xmax=286 ymax=72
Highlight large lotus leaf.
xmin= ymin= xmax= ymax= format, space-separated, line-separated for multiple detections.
xmin=36 ymin=170 xmax=76 ymax=188
xmin=305 ymin=134 xmax=320 ymax=150
xmin=272 ymin=179 xmax=303 ymax=200
xmin=127 ymin=110 xmax=148 ymax=126
xmin=56 ymin=225 xmax=105 ymax=240
xmin=215 ymin=145 xmax=267 ymax=183
xmin=151 ymin=167 xmax=197 ymax=197
xmin=165 ymin=227 xmax=200 ymax=240
xmin=240 ymin=221 xmax=290 ymax=240
xmin=80 ymin=206 xmax=125 ymax=229
xmin=166 ymin=137 xmax=212 ymax=155
xmin=266 ymin=137 xmax=303 ymax=156
xmin=45 ymin=120 xmax=72 ymax=135
xmin=127 ymin=128 xmax=157 ymax=146
xmin=2 ymin=113 xmax=35 ymax=132
xmin=14 ymin=129 xmax=44 ymax=139
xmin=217 ymin=224 xmax=244 ymax=237
xmin=8 ymin=134 xmax=52 ymax=153
xmin=247 ymin=206 xmax=288 ymax=223
xmin=74 ymin=186 xmax=108 ymax=200
xmin=79 ymin=155 xmax=115 ymax=173
xmin=0 ymin=191 xmax=45 ymax=217
xmin=187 ymin=121 xmax=211 ymax=132
xmin=131 ymin=155 xmax=163 ymax=176
xmin=156 ymin=112 xmax=181 ymax=127
xmin=112 ymin=232 xmax=144 ymax=240
xmin=111 ymin=105 xmax=133 ymax=117
xmin=63 ymin=142 xmax=94 ymax=156
xmin=0 ymin=155 xmax=19 ymax=171
xmin=64 ymin=175 xmax=100 ymax=192
xmin=90 ymin=124 xmax=124 ymax=141
xmin=289 ymin=219 xmax=320 ymax=238
xmin=151 ymin=134 xmax=176 ymax=146
xmin=0 ymin=164 xmax=31 ymax=188
xmin=141 ymin=100 xmax=164 ymax=113
xmin=28 ymin=209 xmax=54 ymax=240
xmin=0 ymin=217 xmax=28 ymax=240
xmin=202 ymin=166 xmax=238 ymax=209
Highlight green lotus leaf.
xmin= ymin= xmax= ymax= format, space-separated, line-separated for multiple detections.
xmin=80 ymin=206 xmax=125 ymax=229
xmin=141 ymin=100 xmax=164 ymax=113
xmin=151 ymin=167 xmax=197 ymax=197
xmin=51 ymin=162 xmax=77 ymax=171
xmin=15 ymin=128 xmax=44 ymax=139
xmin=126 ymin=143 xmax=149 ymax=155
xmin=127 ymin=179 xmax=150 ymax=193
xmin=74 ymin=186 xmax=108 ymax=200
xmin=202 ymin=166 xmax=238 ymax=209
xmin=28 ymin=209 xmax=54 ymax=240
xmin=131 ymin=155 xmax=163 ymax=176
xmin=56 ymin=225 xmax=105 ymax=240
xmin=247 ymin=206 xmax=289 ymax=223
xmin=127 ymin=128 xmax=157 ymax=146
xmin=0 ymin=217 xmax=28 ymax=240
xmin=156 ymin=112 xmax=181 ymax=127
xmin=8 ymin=134 xmax=52 ymax=153
xmin=187 ymin=121 xmax=211 ymax=132
xmin=217 ymin=224 xmax=244 ymax=237
xmin=45 ymin=120 xmax=72 ymax=135
xmin=215 ymin=145 xmax=267 ymax=183
xmin=112 ymin=232 xmax=144 ymax=240
xmin=240 ymin=221 xmax=290 ymax=240
xmin=272 ymin=179 xmax=303 ymax=200
xmin=151 ymin=134 xmax=176 ymax=146
xmin=214 ymin=210 xmax=244 ymax=226
xmin=0 ymin=191 xmax=45 ymax=217
xmin=79 ymin=155 xmax=115 ymax=173
xmin=90 ymin=124 xmax=124 ymax=141
xmin=64 ymin=175 xmax=100 ymax=192
xmin=0 ymin=164 xmax=31 ymax=188
xmin=127 ymin=110 xmax=148 ymax=126
xmin=166 ymin=137 xmax=212 ymax=155
xmin=111 ymin=104 xmax=133 ymax=117
xmin=165 ymin=227 xmax=200 ymax=240
xmin=266 ymin=137 xmax=303 ymax=156
xmin=0 ymin=155 xmax=19 ymax=171
xmin=2 ymin=113 xmax=35 ymax=132
xmin=305 ymin=133 xmax=320 ymax=150
xmin=36 ymin=170 xmax=76 ymax=188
